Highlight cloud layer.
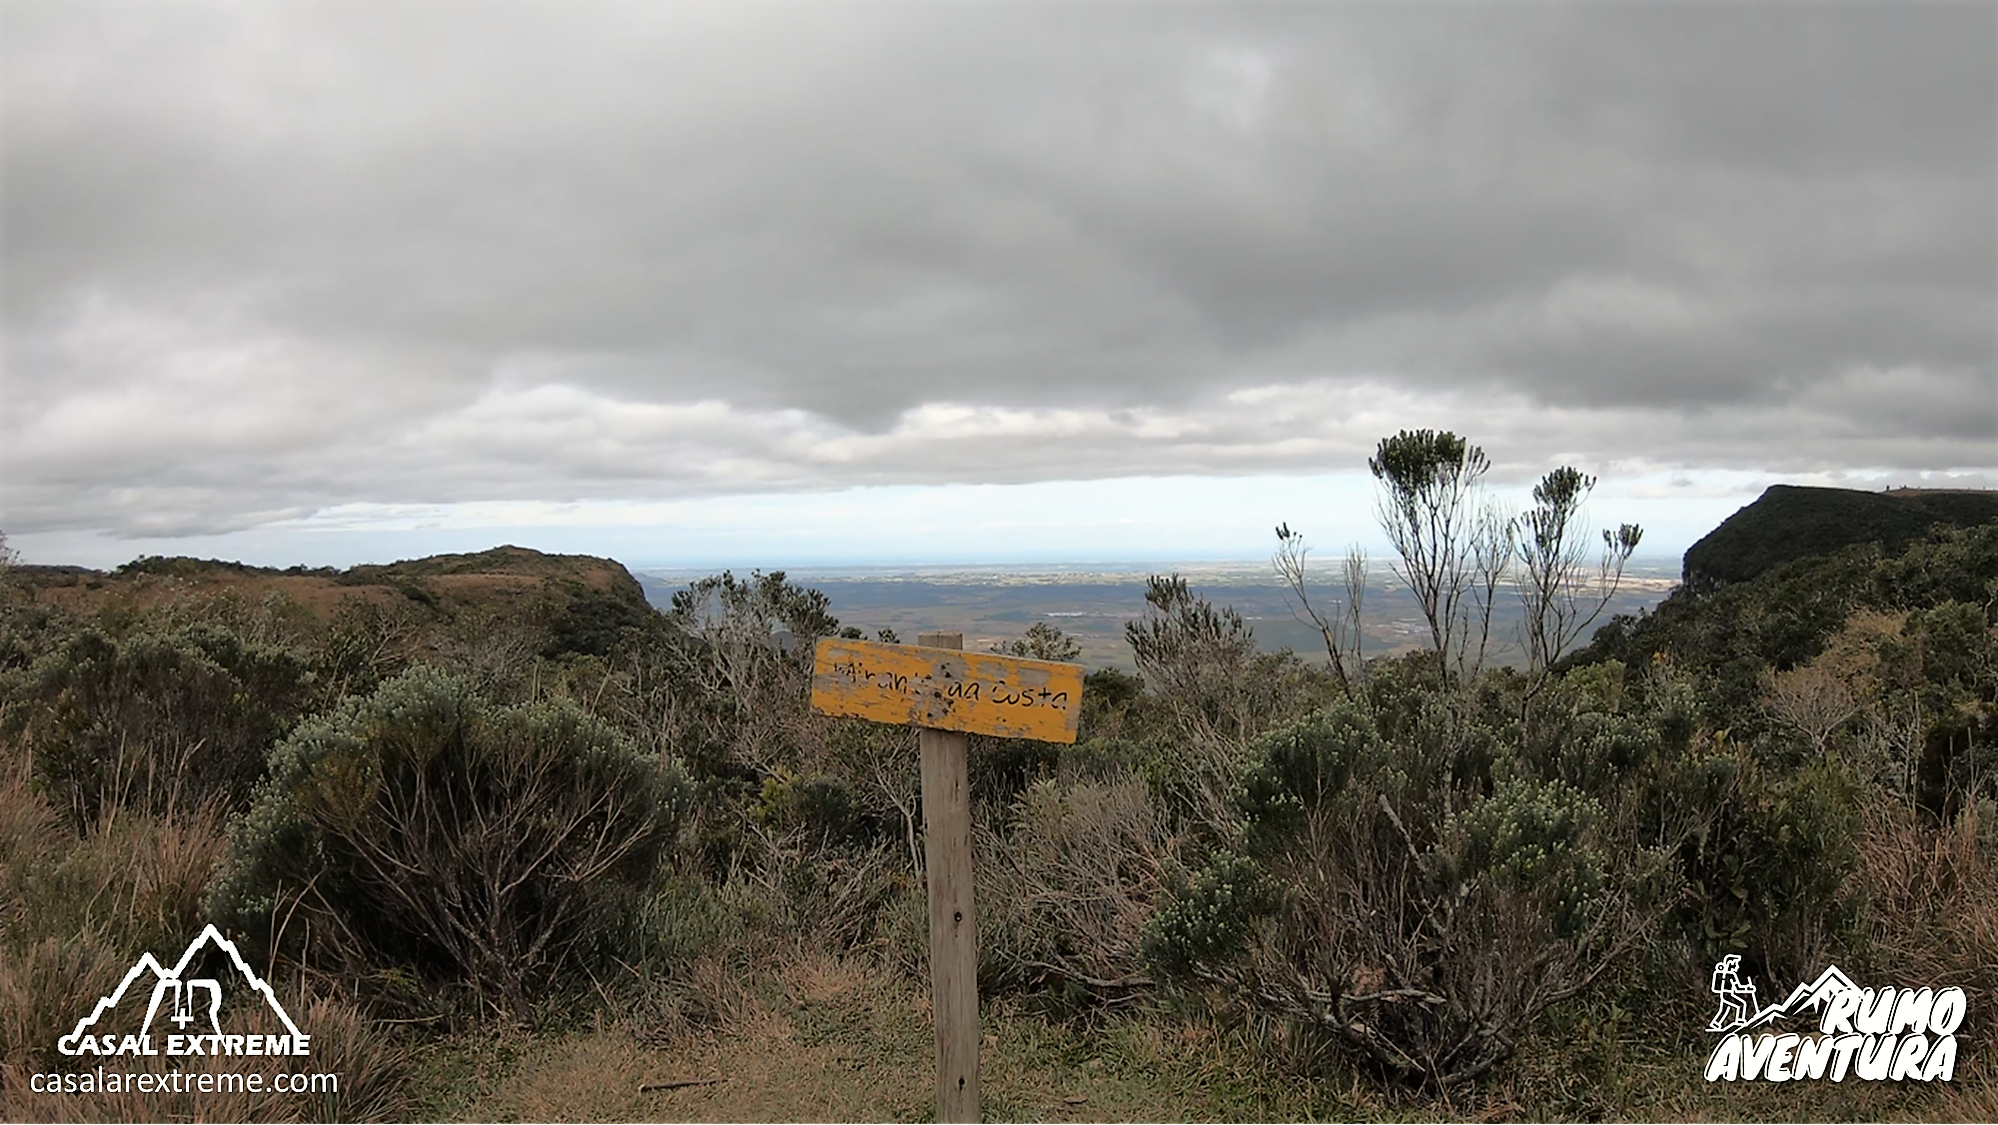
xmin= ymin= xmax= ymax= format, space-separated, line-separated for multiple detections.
xmin=4 ymin=1 xmax=1992 ymax=541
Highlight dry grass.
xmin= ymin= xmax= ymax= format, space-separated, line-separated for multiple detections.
xmin=1928 ymin=1078 xmax=1998 ymax=1122
xmin=421 ymin=949 xmax=931 ymax=1123
xmin=401 ymin=946 xmax=1998 ymax=1125
xmin=1 ymin=699 xmax=227 ymax=963
xmin=2 ymin=747 xmax=224 ymax=959
xmin=0 ymin=932 xmax=133 ymax=1085
xmin=414 ymin=948 xmax=1393 ymax=1123
xmin=1850 ymin=802 xmax=1998 ymax=1045
xmin=27 ymin=569 xmax=397 ymax=623
xmin=0 ymin=749 xmax=62 ymax=921
xmin=14 ymin=549 xmax=638 ymax=666
xmin=5 ymin=805 xmax=230 ymax=961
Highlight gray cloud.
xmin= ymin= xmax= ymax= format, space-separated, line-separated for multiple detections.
xmin=3 ymin=0 xmax=1992 ymax=538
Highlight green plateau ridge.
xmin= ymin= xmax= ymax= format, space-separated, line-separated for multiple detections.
xmin=1682 ymin=484 xmax=1998 ymax=590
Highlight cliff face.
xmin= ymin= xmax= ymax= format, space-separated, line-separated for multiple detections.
xmin=1682 ymin=485 xmax=1998 ymax=590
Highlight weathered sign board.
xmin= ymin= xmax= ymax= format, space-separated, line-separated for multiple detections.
xmin=809 ymin=633 xmax=1084 ymax=1123
xmin=810 ymin=637 xmax=1083 ymax=745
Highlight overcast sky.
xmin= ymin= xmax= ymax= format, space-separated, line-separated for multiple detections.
xmin=3 ymin=1 xmax=1993 ymax=570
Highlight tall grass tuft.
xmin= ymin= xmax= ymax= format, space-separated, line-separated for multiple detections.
xmin=1851 ymin=801 xmax=1998 ymax=1045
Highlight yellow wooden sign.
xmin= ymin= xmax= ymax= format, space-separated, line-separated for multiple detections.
xmin=810 ymin=637 xmax=1084 ymax=744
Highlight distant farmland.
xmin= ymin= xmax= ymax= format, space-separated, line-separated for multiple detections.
xmin=635 ymin=558 xmax=1682 ymax=672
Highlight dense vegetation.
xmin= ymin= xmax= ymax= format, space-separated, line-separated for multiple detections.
xmin=0 ymin=458 xmax=1993 ymax=1120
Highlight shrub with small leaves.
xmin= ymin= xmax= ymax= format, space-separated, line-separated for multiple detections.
xmin=1146 ymin=697 xmax=1656 ymax=1089
xmin=1658 ymin=737 xmax=1860 ymax=980
xmin=1237 ymin=701 xmax=1397 ymax=857
xmin=750 ymin=767 xmax=885 ymax=847
xmin=205 ymin=665 xmax=691 ymax=1015
xmin=5 ymin=624 xmax=311 ymax=825
xmin=1141 ymin=850 xmax=1274 ymax=981
xmin=1442 ymin=778 xmax=1606 ymax=936
xmin=1363 ymin=651 xmax=1502 ymax=800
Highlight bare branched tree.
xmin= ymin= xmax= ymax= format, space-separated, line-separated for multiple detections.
xmin=1367 ymin=430 xmax=1509 ymax=689
xmin=1469 ymin=503 xmax=1516 ymax=681
xmin=1273 ymin=524 xmax=1369 ymax=700
xmin=1513 ymin=467 xmax=1643 ymax=678
xmin=1763 ymin=662 xmax=1862 ymax=755
xmin=1342 ymin=546 xmax=1370 ymax=671
xmin=1510 ymin=467 xmax=1642 ymax=742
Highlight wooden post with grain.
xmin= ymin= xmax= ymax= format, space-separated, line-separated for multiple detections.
xmin=808 ymin=630 xmax=1084 ymax=1124
xmin=917 ymin=631 xmax=978 ymax=1123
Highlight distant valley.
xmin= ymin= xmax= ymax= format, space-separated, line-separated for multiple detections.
xmin=634 ymin=558 xmax=1683 ymax=671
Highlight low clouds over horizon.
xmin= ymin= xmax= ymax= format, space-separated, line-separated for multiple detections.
xmin=3 ymin=1 xmax=1993 ymax=550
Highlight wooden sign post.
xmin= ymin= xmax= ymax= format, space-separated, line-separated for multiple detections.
xmin=810 ymin=632 xmax=1084 ymax=1124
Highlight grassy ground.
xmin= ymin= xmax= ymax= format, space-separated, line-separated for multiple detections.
xmin=407 ymin=952 xmax=1415 ymax=1123
xmin=401 ymin=951 xmax=1994 ymax=1123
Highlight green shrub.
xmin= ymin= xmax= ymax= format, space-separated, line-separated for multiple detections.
xmin=314 ymin=598 xmax=425 ymax=701
xmin=1871 ymin=522 xmax=1998 ymax=616
xmin=1055 ymin=736 xmax=1151 ymax=785
xmin=1077 ymin=668 xmax=1146 ymax=741
xmin=0 ymin=598 xmax=74 ymax=677
xmin=542 ymin=584 xmax=655 ymax=659
xmin=1140 ymin=850 xmax=1273 ymax=982
xmin=3 ymin=625 xmax=311 ymax=825
xmin=967 ymin=734 xmax=1064 ymax=807
xmin=1514 ymin=663 xmax=1660 ymax=799
xmin=1654 ymin=734 xmax=1860 ymax=981
xmin=1362 ymin=651 xmax=1503 ymax=799
xmin=657 ymin=570 xmax=840 ymax=781
xmin=1442 ymin=778 xmax=1606 ymax=937
xmin=1237 ymin=701 xmax=1396 ymax=854
xmin=749 ymin=767 xmax=888 ymax=847
xmin=1146 ymin=704 xmax=1652 ymax=1089
xmin=205 ymin=666 xmax=691 ymax=1014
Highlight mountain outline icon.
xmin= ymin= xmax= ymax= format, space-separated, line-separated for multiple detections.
xmin=58 ymin=924 xmax=304 ymax=1049
xmin=1743 ymin=965 xmax=1860 ymax=1030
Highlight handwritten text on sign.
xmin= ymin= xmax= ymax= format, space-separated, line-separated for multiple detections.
xmin=809 ymin=637 xmax=1084 ymax=744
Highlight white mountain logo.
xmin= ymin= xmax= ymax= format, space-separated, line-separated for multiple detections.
xmin=1741 ymin=964 xmax=1860 ymax=1030
xmin=57 ymin=924 xmax=309 ymax=1058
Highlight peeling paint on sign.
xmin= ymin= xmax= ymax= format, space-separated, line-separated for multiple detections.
xmin=809 ymin=637 xmax=1084 ymax=743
